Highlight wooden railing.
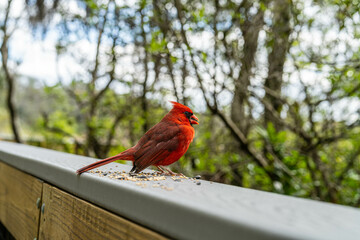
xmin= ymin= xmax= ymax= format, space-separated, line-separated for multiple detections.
xmin=0 ymin=141 xmax=360 ymax=240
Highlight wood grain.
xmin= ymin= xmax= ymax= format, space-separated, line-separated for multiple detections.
xmin=39 ymin=184 xmax=167 ymax=240
xmin=0 ymin=161 xmax=43 ymax=240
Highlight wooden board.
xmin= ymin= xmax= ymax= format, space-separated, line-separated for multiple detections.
xmin=0 ymin=162 xmax=43 ymax=240
xmin=39 ymin=184 xmax=167 ymax=240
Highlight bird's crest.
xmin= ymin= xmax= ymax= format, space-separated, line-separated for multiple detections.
xmin=170 ymin=101 xmax=193 ymax=113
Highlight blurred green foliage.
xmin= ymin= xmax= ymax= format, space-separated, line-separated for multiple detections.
xmin=0 ymin=0 xmax=359 ymax=208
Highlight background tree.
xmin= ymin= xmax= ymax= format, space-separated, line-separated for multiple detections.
xmin=0 ymin=0 xmax=359 ymax=206
xmin=0 ymin=0 xmax=22 ymax=143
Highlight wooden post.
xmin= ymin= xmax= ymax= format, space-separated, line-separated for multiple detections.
xmin=0 ymin=162 xmax=43 ymax=240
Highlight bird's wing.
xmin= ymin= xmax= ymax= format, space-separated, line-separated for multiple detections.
xmin=133 ymin=122 xmax=180 ymax=172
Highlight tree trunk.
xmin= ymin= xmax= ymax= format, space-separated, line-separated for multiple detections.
xmin=231 ymin=7 xmax=264 ymax=135
xmin=2 ymin=43 xmax=22 ymax=143
xmin=264 ymin=0 xmax=291 ymax=130
xmin=1 ymin=0 xmax=22 ymax=143
xmin=140 ymin=7 xmax=149 ymax=133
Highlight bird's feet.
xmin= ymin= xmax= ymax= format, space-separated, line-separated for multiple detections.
xmin=155 ymin=166 xmax=185 ymax=177
xmin=155 ymin=166 xmax=166 ymax=175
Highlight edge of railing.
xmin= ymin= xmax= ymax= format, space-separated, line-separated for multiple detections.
xmin=0 ymin=140 xmax=360 ymax=240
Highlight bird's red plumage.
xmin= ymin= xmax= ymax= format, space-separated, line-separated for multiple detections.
xmin=76 ymin=101 xmax=198 ymax=175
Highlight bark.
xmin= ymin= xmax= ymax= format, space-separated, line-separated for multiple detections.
xmin=140 ymin=6 xmax=149 ymax=133
xmin=1 ymin=0 xmax=22 ymax=143
xmin=264 ymin=0 xmax=291 ymax=130
xmin=231 ymin=3 xmax=265 ymax=135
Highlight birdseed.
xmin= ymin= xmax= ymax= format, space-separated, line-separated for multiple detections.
xmin=86 ymin=169 xmax=187 ymax=184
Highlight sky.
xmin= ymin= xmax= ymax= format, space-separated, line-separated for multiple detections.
xmin=2 ymin=0 xmax=86 ymax=85
xmin=1 ymin=0 xmax=360 ymax=119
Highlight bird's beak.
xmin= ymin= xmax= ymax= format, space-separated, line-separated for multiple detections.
xmin=190 ymin=114 xmax=199 ymax=125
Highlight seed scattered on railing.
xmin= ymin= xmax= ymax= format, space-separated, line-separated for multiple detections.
xmin=136 ymin=182 xmax=148 ymax=188
xmin=137 ymin=175 xmax=148 ymax=179
xmin=85 ymin=169 xmax=196 ymax=190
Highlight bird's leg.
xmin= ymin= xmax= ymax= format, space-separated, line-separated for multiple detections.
xmin=129 ymin=163 xmax=138 ymax=176
xmin=155 ymin=166 xmax=166 ymax=175
xmin=155 ymin=166 xmax=186 ymax=177
xmin=162 ymin=167 xmax=185 ymax=177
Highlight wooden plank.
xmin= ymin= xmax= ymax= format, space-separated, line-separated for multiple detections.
xmin=39 ymin=184 xmax=167 ymax=240
xmin=0 ymin=161 xmax=43 ymax=240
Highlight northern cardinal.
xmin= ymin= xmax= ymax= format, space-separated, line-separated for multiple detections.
xmin=76 ymin=101 xmax=199 ymax=175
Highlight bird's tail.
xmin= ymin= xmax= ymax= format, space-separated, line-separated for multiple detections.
xmin=76 ymin=149 xmax=134 ymax=175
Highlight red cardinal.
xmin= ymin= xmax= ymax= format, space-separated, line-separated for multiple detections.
xmin=76 ymin=101 xmax=199 ymax=175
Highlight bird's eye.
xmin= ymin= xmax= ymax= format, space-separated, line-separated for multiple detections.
xmin=184 ymin=111 xmax=193 ymax=119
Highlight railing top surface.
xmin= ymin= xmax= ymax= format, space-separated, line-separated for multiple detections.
xmin=0 ymin=141 xmax=359 ymax=240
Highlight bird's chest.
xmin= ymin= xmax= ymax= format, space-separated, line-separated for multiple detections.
xmin=177 ymin=127 xmax=194 ymax=151
xmin=157 ymin=127 xmax=194 ymax=166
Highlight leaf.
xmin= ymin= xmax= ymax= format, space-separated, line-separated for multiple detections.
xmin=201 ymin=52 xmax=207 ymax=62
